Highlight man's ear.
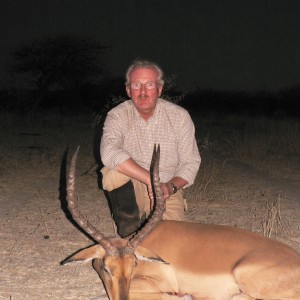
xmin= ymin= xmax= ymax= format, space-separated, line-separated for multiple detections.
xmin=134 ymin=246 xmax=169 ymax=264
xmin=126 ymin=85 xmax=131 ymax=97
xmin=158 ymin=85 xmax=163 ymax=97
xmin=61 ymin=245 xmax=105 ymax=265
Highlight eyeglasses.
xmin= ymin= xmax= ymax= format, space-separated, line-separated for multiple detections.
xmin=129 ymin=81 xmax=158 ymax=90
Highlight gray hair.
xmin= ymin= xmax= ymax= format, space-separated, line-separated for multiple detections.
xmin=125 ymin=60 xmax=165 ymax=86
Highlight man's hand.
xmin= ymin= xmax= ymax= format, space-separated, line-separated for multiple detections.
xmin=147 ymin=183 xmax=154 ymax=209
xmin=161 ymin=182 xmax=172 ymax=200
xmin=148 ymin=182 xmax=171 ymax=209
xmin=150 ymin=181 xmax=183 ymax=202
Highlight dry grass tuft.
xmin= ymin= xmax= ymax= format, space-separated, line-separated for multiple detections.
xmin=260 ymin=195 xmax=291 ymax=238
xmin=223 ymin=117 xmax=300 ymax=163
xmin=185 ymin=159 xmax=223 ymax=203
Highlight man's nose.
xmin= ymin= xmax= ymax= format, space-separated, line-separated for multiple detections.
xmin=139 ymin=84 xmax=147 ymax=94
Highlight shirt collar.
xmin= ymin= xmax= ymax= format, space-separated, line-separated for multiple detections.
xmin=132 ymin=98 xmax=162 ymax=122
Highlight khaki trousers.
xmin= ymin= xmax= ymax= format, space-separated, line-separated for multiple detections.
xmin=101 ymin=167 xmax=186 ymax=221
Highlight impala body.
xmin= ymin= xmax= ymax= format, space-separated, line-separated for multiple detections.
xmin=62 ymin=146 xmax=300 ymax=300
xmin=135 ymin=221 xmax=300 ymax=299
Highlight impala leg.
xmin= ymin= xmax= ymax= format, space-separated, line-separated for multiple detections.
xmin=130 ymin=293 xmax=193 ymax=300
xmin=233 ymin=254 xmax=300 ymax=299
xmin=231 ymin=294 xmax=256 ymax=300
xmin=130 ymin=292 xmax=162 ymax=300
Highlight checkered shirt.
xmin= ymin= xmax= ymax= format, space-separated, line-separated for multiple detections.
xmin=100 ymin=98 xmax=201 ymax=186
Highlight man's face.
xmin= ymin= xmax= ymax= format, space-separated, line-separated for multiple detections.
xmin=126 ymin=67 xmax=163 ymax=119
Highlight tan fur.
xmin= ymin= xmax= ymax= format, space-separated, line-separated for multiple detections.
xmin=63 ymin=146 xmax=300 ymax=299
xmin=64 ymin=220 xmax=300 ymax=299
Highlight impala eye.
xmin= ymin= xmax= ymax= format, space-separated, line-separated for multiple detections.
xmin=103 ymin=265 xmax=111 ymax=275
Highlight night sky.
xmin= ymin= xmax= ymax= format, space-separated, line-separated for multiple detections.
xmin=1 ymin=0 xmax=300 ymax=92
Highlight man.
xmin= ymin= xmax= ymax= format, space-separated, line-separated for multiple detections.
xmin=100 ymin=60 xmax=201 ymax=237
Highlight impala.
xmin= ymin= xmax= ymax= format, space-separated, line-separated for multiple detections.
xmin=62 ymin=145 xmax=300 ymax=300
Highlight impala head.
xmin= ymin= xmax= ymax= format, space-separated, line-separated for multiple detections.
xmin=61 ymin=145 xmax=166 ymax=300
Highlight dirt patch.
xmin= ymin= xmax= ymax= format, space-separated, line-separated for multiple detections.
xmin=0 ymin=114 xmax=299 ymax=300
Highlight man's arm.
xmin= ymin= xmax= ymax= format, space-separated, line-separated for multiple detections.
xmin=100 ymin=107 xmax=132 ymax=169
xmin=116 ymin=158 xmax=151 ymax=186
xmin=116 ymin=158 xmax=158 ymax=206
xmin=162 ymin=176 xmax=188 ymax=199
xmin=117 ymin=160 xmax=188 ymax=200
xmin=172 ymin=111 xmax=201 ymax=187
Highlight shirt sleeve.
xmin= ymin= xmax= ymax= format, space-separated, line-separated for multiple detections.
xmin=100 ymin=109 xmax=131 ymax=169
xmin=174 ymin=111 xmax=201 ymax=187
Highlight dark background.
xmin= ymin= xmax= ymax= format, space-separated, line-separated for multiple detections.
xmin=1 ymin=0 xmax=300 ymax=116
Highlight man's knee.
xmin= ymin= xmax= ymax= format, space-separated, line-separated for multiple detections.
xmin=101 ymin=167 xmax=130 ymax=191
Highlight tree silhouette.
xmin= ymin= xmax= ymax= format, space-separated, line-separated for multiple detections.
xmin=9 ymin=34 xmax=108 ymax=112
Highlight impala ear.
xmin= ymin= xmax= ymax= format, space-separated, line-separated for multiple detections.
xmin=134 ymin=246 xmax=169 ymax=264
xmin=61 ymin=245 xmax=105 ymax=265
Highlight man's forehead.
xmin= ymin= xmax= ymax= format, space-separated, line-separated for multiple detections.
xmin=129 ymin=67 xmax=159 ymax=79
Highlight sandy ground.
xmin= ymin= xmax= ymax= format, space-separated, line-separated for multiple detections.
xmin=0 ymin=113 xmax=299 ymax=300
